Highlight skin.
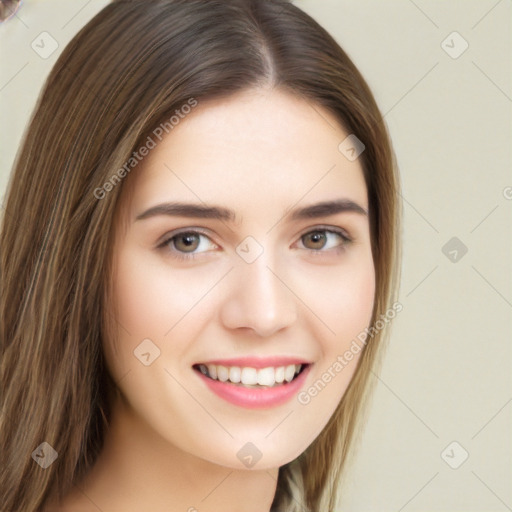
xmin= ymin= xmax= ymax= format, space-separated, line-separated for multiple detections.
xmin=55 ymin=87 xmax=375 ymax=511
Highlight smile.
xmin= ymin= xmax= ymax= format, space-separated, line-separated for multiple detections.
xmin=194 ymin=363 xmax=306 ymax=388
xmin=193 ymin=360 xmax=312 ymax=409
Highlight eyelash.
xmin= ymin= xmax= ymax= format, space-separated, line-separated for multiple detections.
xmin=157 ymin=226 xmax=353 ymax=261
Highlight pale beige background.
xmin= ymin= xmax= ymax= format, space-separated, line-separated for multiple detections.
xmin=1 ymin=1 xmax=511 ymax=510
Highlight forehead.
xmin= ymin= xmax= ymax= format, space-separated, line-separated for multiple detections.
xmin=120 ymin=88 xmax=368 ymax=225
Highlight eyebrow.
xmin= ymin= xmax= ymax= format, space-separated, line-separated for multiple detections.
xmin=135 ymin=198 xmax=368 ymax=223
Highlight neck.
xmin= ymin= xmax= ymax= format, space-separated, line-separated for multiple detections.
xmin=59 ymin=390 xmax=279 ymax=512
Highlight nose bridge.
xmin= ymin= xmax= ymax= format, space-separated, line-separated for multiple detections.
xmin=219 ymin=247 xmax=297 ymax=337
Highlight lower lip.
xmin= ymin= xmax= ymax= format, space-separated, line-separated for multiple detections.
xmin=195 ymin=365 xmax=311 ymax=409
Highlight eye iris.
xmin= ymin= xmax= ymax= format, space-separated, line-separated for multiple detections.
xmin=174 ymin=233 xmax=199 ymax=252
xmin=304 ymin=231 xmax=326 ymax=250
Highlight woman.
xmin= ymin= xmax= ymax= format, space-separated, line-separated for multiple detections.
xmin=0 ymin=0 xmax=401 ymax=510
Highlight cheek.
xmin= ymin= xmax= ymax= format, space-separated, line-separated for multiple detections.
xmin=289 ymin=262 xmax=374 ymax=448
xmin=112 ymin=247 xmax=206 ymax=336
xmin=293 ymin=254 xmax=376 ymax=346
xmin=337 ymin=263 xmax=376 ymax=336
xmin=105 ymin=247 xmax=180 ymax=374
xmin=105 ymin=245 xmax=225 ymax=375
xmin=112 ymin=252 xmax=167 ymax=347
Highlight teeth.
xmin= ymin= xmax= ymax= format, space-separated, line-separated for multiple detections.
xmin=229 ymin=366 xmax=241 ymax=383
xmin=207 ymin=364 xmax=217 ymax=380
xmin=197 ymin=363 xmax=304 ymax=387
xmin=217 ymin=365 xmax=229 ymax=382
xmin=257 ymin=367 xmax=275 ymax=387
xmin=275 ymin=366 xmax=285 ymax=383
xmin=284 ymin=365 xmax=295 ymax=382
xmin=241 ymin=367 xmax=258 ymax=385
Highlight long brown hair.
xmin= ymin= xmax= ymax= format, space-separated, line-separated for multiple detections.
xmin=0 ymin=1 xmax=401 ymax=510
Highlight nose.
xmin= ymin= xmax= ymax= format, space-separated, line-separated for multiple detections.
xmin=219 ymin=254 xmax=298 ymax=338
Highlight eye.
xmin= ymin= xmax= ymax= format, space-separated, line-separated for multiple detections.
xmin=296 ymin=227 xmax=352 ymax=255
xmin=157 ymin=229 xmax=218 ymax=261
xmin=157 ymin=226 xmax=352 ymax=261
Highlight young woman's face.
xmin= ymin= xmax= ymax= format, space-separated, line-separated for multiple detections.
xmin=106 ymin=88 xmax=375 ymax=469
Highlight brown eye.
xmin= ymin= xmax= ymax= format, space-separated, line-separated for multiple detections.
xmin=302 ymin=231 xmax=328 ymax=250
xmin=158 ymin=229 xmax=218 ymax=261
xmin=298 ymin=228 xmax=351 ymax=254
xmin=173 ymin=232 xmax=200 ymax=252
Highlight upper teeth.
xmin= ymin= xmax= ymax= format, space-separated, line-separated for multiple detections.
xmin=197 ymin=364 xmax=303 ymax=387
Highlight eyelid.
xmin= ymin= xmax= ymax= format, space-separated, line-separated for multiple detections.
xmin=157 ymin=227 xmax=219 ymax=257
xmin=296 ymin=224 xmax=352 ymax=242
xmin=292 ymin=225 xmax=352 ymax=256
xmin=156 ymin=226 xmax=215 ymax=246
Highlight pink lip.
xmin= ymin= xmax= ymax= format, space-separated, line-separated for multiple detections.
xmin=195 ymin=363 xmax=311 ymax=409
xmin=195 ymin=356 xmax=310 ymax=369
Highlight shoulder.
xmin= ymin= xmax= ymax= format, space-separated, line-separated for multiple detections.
xmin=41 ymin=490 xmax=95 ymax=512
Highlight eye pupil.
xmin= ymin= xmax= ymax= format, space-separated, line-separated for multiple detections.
xmin=175 ymin=233 xmax=199 ymax=252
xmin=304 ymin=231 xmax=326 ymax=249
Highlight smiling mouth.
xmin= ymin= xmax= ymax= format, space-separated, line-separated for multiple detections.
xmin=192 ymin=363 xmax=309 ymax=388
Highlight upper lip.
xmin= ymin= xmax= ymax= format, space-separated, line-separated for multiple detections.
xmin=194 ymin=356 xmax=311 ymax=369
